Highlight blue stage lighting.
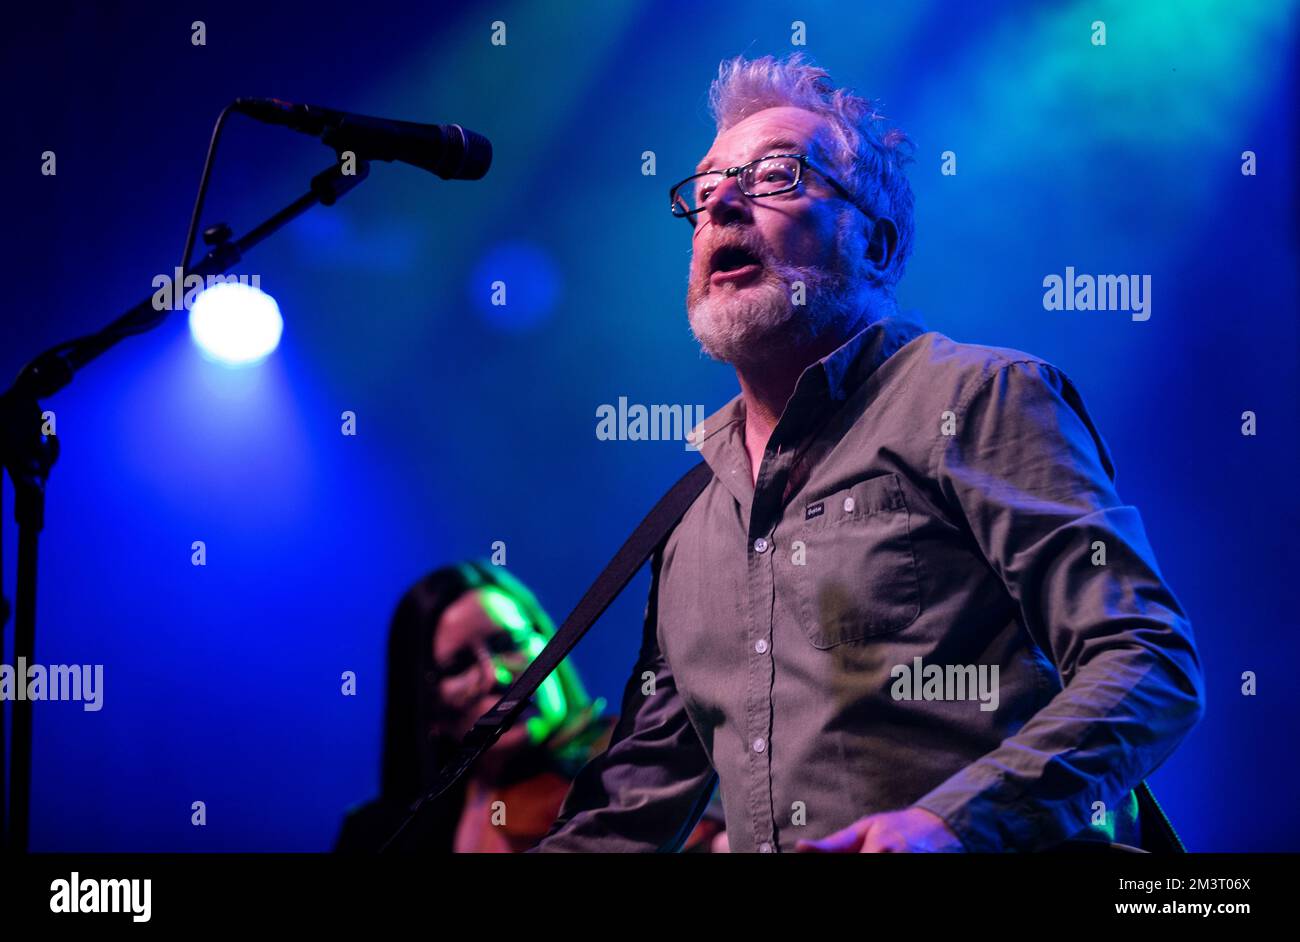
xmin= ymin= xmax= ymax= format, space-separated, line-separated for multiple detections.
xmin=471 ymin=240 xmax=561 ymax=332
xmin=187 ymin=281 xmax=284 ymax=366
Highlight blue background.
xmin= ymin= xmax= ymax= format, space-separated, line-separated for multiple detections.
xmin=3 ymin=0 xmax=1296 ymax=850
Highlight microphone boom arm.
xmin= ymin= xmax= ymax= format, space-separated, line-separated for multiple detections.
xmin=0 ymin=156 xmax=369 ymax=852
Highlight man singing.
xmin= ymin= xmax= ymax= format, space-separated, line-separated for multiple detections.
xmin=533 ymin=53 xmax=1203 ymax=853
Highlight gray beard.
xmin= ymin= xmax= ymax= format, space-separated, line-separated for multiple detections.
xmin=687 ymin=260 xmax=863 ymax=366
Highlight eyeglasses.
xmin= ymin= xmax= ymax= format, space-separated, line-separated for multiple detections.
xmin=669 ymin=153 xmax=871 ymax=228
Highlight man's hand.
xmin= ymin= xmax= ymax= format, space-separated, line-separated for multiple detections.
xmin=794 ymin=807 xmax=965 ymax=853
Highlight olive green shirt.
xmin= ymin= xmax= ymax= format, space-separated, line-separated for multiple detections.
xmin=536 ymin=313 xmax=1203 ymax=853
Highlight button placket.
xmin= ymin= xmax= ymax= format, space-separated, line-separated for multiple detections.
xmin=744 ymin=440 xmax=799 ymax=854
xmin=745 ymin=517 xmax=779 ymax=853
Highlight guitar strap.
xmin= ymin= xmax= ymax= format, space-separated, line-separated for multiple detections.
xmin=382 ymin=459 xmax=1186 ymax=853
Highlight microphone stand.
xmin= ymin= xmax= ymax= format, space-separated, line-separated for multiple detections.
xmin=0 ymin=157 xmax=370 ymax=852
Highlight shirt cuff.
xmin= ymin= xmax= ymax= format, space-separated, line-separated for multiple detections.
xmin=911 ymin=762 xmax=1067 ymax=853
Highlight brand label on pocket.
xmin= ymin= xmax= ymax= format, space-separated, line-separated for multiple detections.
xmin=805 ymin=501 xmax=825 ymax=520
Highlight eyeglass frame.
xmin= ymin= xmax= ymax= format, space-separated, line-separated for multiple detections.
xmin=669 ymin=153 xmax=875 ymax=228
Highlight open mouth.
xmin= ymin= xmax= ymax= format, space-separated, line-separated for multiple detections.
xmin=709 ymin=244 xmax=764 ymax=286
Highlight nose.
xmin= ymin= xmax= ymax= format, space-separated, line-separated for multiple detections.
xmin=472 ymin=650 xmax=499 ymax=699
xmin=702 ymin=173 xmax=752 ymax=230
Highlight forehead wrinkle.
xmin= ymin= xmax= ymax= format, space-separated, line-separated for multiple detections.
xmin=694 ymin=135 xmax=809 ymax=174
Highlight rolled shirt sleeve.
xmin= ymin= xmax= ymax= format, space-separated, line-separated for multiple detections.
xmin=531 ymin=550 xmax=718 ymax=852
xmin=911 ymin=360 xmax=1205 ymax=852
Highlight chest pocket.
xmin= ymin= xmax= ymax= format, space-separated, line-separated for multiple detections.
xmin=790 ymin=472 xmax=921 ymax=648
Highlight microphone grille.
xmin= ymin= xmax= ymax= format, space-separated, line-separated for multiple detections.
xmin=447 ymin=124 xmax=492 ymax=181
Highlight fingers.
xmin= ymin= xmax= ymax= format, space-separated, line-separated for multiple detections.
xmin=795 ymin=821 xmax=868 ymax=853
xmin=861 ymin=827 xmax=905 ymax=853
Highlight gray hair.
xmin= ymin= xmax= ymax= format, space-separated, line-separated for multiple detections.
xmin=707 ymin=53 xmax=915 ymax=287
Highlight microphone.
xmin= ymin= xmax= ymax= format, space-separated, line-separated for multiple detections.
xmin=232 ymin=98 xmax=492 ymax=180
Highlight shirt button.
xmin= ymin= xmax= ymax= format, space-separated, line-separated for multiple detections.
xmin=759 ymin=842 xmax=773 ymax=854
xmin=752 ymin=737 xmax=766 ymax=753
xmin=753 ymin=537 xmax=769 ymax=553
xmin=755 ymin=638 xmax=768 ymax=654
xmin=843 ymin=496 xmax=855 ymax=512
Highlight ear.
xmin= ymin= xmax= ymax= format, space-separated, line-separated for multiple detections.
xmin=864 ymin=217 xmax=899 ymax=281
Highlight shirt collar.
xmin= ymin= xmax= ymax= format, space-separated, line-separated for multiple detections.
xmin=818 ymin=310 xmax=928 ymax=403
xmin=687 ymin=311 xmax=929 ymax=468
